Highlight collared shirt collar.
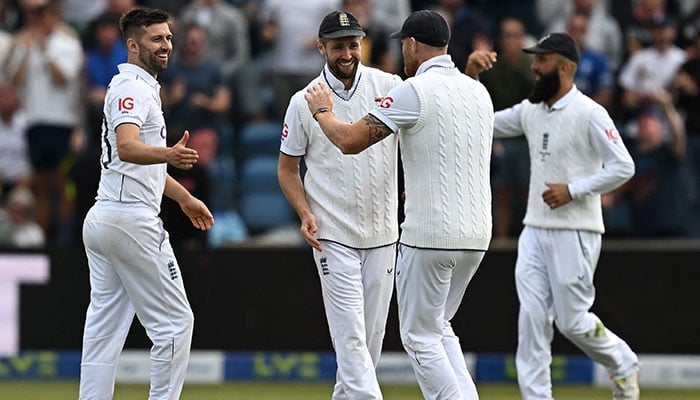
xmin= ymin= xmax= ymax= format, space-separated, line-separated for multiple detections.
xmin=416 ymin=54 xmax=455 ymax=76
xmin=547 ymin=84 xmax=579 ymax=111
xmin=118 ymin=63 xmax=160 ymax=88
xmin=322 ymin=63 xmax=365 ymax=101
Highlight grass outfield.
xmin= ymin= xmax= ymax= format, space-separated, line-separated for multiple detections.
xmin=2 ymin=381 xmax=700 ymax=399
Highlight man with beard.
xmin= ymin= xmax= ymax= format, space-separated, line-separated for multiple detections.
xmin=277 ymin=10 xmax=402 ymax=399
xmin=79 ymin=8 xmax=214 ymax=400
xmin=304 ymin=10 xmax=494 ymax=399
xmin=467 ymin=33 xmax=640 ymax=400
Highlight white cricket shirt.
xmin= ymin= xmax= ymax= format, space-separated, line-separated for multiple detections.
xmin=281 ymin=63 xmax=402 ymax=248
xmin=95 ymin=63 xmax=167 ymax=214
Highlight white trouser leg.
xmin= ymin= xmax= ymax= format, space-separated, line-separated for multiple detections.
xmin=443 ymin=258 xmax=480 ymax=400
xmin=545 ymin=230 xmax=639 ymax=379
xmin=515 ymin=227 xmax=556 ymax=400
xmin=80 ymin=209 xmax=136 ymax=400
xmin=315 ymin=242 xmax=395 ymax=400
xmin=362 ymin=245 xmax=396 ymax=369
xmin=515 ymin=227 xmax=639 ymax=400
xmin=396 ymin=245 xmax=483 ymax=400
xmin=79 ymin=207 xmax=194 ymax=400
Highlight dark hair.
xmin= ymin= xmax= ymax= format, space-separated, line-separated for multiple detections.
xmin=119 ymin=7 xmax=172 ymax=41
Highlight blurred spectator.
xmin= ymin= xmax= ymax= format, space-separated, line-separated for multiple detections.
xmin=608 ymin=91 xmax=688 ymax=237
xmin=437 ymin=0 xmax=492 ymax=71
xmin=545 ymin=0 xmax=624 ymax=70
xmin=61 ymin=0 xmax=106 ymax=33
xmin=371 ymin=0 xmax=410 ymax=33
xmin=104 ymin=0 xmax=135 ymax=15
xmin=179 ymin=0 xmax=250 ymax=81
xmin=0 ymin=84 xmax=31 ymax=200
xmin=0 ymin=186 xmax=45 ymax=248
xmin=257 ymin=0 xmax=339 ymax=120
xmin=83 ymin=11 xmax=125 ymax=137
xmin=4 ymin=0 xmax=85 ymax=242
xmin=368 ymin=0 xmax=409 ymax=66
xmin=621 ymin=0 xmax=668 ymax=54
xmin=0 ymin=0 xmax=22 ymax=32
xmin=676 ymin=4 xmax=699 ymax=50
xmin=567 ymin=11 xmax=615 ymax=108
xmin=479 ymin=16 xmax=534 ymax=238
xmin=0 ymin=27 xmax=13 ymax=83
xmin=536 ymin=0 xmax=574 ymax=27
xmin=674 ymin=28 xmax=700 ymax=235
xmin=618 ymin=14 xmax=686 ymax=116
xmin=342 ymin=0 xmax=399 ymax=74
xmin=159 ymin=23 xmax=233 ymax=152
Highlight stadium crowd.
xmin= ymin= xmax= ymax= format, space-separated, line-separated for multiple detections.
xmin=0 ymin=0 xmax=699 ymax=248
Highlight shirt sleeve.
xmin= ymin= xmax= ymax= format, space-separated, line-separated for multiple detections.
xmin=567 ymin=107 xmax=635 ymax=198
xmin=493 ymin=100 xmax=526 ymax=138
xmin=368 ymin=81 xmax=421 ymax=132
xmin=279 ymin=95 xmax=306 ymax=156
xmin=108 ymin=80 xmax=150 ymax=128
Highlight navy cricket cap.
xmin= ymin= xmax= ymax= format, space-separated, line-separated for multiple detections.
xmin=390 ymin=10 xmax=450 ymax=47
xmin=318 ymin=11 xmax=366 ymax=39
xmin=523 ymin=32 xmax=580 ymax=63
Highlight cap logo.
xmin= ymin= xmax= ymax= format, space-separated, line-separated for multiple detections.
xmin=538 ymin=34 xmax=550 ymax=44
xmin=339 ymin=12 xmax=350 ymax=27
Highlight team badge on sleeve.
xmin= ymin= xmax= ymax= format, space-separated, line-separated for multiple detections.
xmin=379 ymin=96 xmax=394 ymax=109
xmin=604 ymin=127 xmax=620 ymax=142
xmin=118 ymin=97 xmax=134 ymax=112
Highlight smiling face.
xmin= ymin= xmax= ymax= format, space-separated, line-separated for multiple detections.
xmin=319 ymin=36 xmax=362 ymax=85
xmin=128 ymin=22 xmax=173 ymax=77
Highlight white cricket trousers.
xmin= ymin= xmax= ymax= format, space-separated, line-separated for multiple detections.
xmin=396 ymin=245 xmax=484 ymax=400
xmin=79 ymin=204 xmax=194 ymax=400
xmin=313 ymin=241 xmax=396 ymax=400
xmin=515 ymin=226 xmax=639 ymax=400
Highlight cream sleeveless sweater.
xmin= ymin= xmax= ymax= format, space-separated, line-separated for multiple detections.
xmin=520 ymin=93 xmax=606 ymax=233
xmin=400 ymin=66 xmax=494 ymax=250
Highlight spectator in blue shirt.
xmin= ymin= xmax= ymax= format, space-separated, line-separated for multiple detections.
xmin=85 ymin=12 xmax=127 ymax=137
xmin=159 ymin=23 xmax=232 ymax=150
xmin=567 ymin=11 xmax=614 ymax=109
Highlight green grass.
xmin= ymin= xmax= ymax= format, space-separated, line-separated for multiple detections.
xmin=1 ymin=381 xmax=699 ymax=399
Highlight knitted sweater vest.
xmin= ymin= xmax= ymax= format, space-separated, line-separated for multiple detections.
xmin=520 ymin=92 xmax=605 ymax=233
xmin=400 ymin=66 xmax=494 ymax=250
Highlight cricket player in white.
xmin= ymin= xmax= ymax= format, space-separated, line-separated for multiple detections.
xmin=305 ymin=10 xmax=494 ymax=400
xmin=468 ymin=33 xmax=640 ymax=400
xmin=79 ymin=8 xmax=214 ymax=400
xmin=278 ymin=11 xmax=401 ymax=399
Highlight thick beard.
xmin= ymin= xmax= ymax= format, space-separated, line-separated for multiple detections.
xmin=328 ymin=58 xmax=358 ymax=81
xmin=528 ymin=69 xmax=560 ymax=103
xmin=137 ymin=42 xmax=168 ymax=76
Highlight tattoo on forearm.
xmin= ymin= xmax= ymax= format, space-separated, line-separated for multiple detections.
xmin=362 ymin=114 xmax=393 ymax=146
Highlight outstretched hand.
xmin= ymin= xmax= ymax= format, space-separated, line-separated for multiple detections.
xmin=166 ymin=130 xmax=199 ymax=170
